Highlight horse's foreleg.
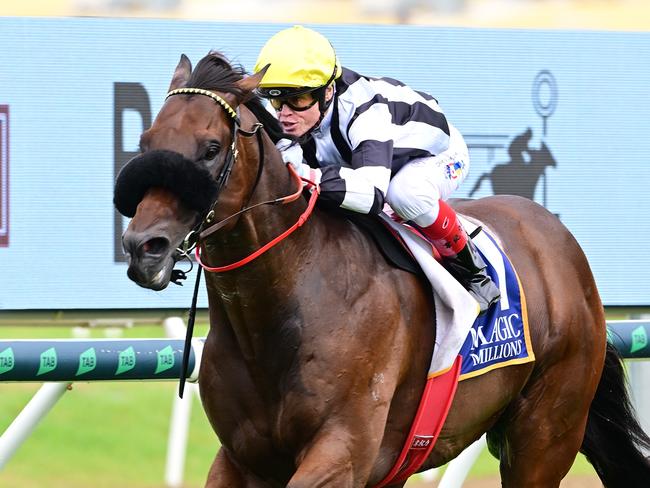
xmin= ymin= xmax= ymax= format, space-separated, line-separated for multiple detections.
xmin=205 ymin=448 xmax=264 ymax=488
xmin=286 ymin=426 xmax=373 ymax=488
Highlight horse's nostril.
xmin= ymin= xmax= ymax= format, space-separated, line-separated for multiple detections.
xmin=142 ymin=237 xmax=170 ymax=256
xmin=123 ymin=231 xmax=172 ymax=259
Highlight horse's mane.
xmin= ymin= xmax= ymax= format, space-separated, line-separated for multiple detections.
xmin=187 ymin=51 xmax=287 ymax=143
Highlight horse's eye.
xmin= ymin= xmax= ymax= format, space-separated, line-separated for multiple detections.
xmin=204 ymin=143 xmax=221 ymax=162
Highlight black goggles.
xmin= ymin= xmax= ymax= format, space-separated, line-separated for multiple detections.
xmin=261 ymin=63 xmax=338 ymax=112
xmin=269 ymin=92 xmax=319 ymax=112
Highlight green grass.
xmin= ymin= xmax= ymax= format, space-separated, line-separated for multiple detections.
xmin=406 ymin=449 xmax=597 ymax=486
xmin=0 ymin=324 xmax=602 ymax=487
xmin=438 ymin=445 xmax=597 ymax=478
xmin=1 ymin=382 xmax=219 ymax=488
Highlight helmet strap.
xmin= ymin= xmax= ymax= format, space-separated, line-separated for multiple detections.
xmin=317 ymin=62 xmax=338 ymax=113
xmin=303 ymin=84 xmax=334 ymax=138
xmin=315 ymin=86 xmax=332 ymax=115
xmin=298 ymin=63 xmax=339 ymax=140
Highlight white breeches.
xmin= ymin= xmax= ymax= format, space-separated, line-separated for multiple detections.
xmin=385 ymin=124 xmax=470 ymax=227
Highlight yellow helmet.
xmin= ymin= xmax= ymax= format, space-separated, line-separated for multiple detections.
xmin=254 ymin=25 xmax=342 ymax=98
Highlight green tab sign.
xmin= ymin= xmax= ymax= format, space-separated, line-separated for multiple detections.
xmin=116 ymin=346 xmax=136 ymax=375
xmin=37 ymin=348 xmax=58 ymax=376
xmin=76 ymin=348 xmax=97 ymax=376
xmin=155 ymin=345 xmax=175 ymax=374
xmin=0 ymin=347 xmax=15 ymax=375
xmin=630 ymin=326 xmax=648 ymax=354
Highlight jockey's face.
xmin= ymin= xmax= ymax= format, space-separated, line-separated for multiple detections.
xmin=275 ymin=85 xmax=334 ymax=137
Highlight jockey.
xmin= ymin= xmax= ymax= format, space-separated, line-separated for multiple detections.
xmin=254 ymin=25 xmax=500 ymax=314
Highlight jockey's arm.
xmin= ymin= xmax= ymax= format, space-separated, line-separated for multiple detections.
xmin=319 ymin=140 xmax=392 ymax=214
xmin=276 ymin=137 xmax=392 ymax=215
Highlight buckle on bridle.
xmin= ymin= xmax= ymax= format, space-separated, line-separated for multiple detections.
xmin=178 ymin=230 xmax=198 ymax=254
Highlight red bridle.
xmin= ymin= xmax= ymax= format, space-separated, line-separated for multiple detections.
xmin=195 ymin=164 xmax=320 ymax=273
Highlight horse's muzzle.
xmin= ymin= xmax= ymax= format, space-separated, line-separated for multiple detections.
xmin=122 ymin=229 xmax=175 ymax=290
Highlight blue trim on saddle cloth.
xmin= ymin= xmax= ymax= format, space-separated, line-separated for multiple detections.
xmin=458 ymin=233 xmax=534 ymax=380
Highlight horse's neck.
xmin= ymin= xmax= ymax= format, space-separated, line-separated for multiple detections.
xmin=203 ymin=215 xmax=326 ymax=364
xmin=202 ymin=133 xmax=328 ymax=352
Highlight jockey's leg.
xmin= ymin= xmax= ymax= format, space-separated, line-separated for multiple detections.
xmin=413 ymin=199 xmax=500 ymax=314
xmin=385 ymin=129 xmax=500 ymax=314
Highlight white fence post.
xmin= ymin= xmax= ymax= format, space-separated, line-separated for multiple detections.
xmin=163 ymin=316 xmax=199 ymax=488
xmin=165 ymin=385 xmax=195 ymax=487
xmin=0 ymin=381 xmax=72 ymax=469
xmin=437 ymin=434 xmax=487 ymax=488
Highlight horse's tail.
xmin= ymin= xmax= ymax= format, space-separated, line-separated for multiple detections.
xmin=580 ymin=342 xmax=650 ymax=488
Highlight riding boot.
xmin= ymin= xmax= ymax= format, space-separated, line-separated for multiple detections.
xmin=417 ymin=200 xmax=501 ymax=315
xmin=442 ymin=237 xmax=501 ymax=315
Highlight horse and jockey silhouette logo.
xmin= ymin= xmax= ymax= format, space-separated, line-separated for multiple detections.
xmin=467 ymin=71 xmax=558 ymax=208
xmin=0 ymin=105 xmax=8 ymax=247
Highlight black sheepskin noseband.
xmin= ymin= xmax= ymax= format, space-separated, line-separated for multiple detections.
xmin=114 ymin=150 xmax=219 ymax=218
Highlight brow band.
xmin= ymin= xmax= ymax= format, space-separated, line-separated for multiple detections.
xmin=166 ymin=88 xmax=238 ymax=120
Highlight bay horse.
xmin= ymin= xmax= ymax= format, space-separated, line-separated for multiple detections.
xmin=114 ymin=52 xmax=650 ymax=487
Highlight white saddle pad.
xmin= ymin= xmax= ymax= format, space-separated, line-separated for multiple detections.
xmin=378 ymin=213 xmax=504 ymax=377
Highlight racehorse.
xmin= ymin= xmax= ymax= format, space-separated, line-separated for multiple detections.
xmin=114 ymin=52 xmax=650 ymax=487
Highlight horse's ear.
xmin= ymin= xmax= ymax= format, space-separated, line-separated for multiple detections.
xmin=168 ymin=54 xmax=192 ymax=92
xmin=236 ymin=64 xmax=270 ymax=96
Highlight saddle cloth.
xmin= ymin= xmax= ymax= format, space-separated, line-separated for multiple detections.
xmin=379 ymin=213 xmax=535 ymax=379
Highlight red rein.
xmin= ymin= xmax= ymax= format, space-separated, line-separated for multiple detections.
xmin=195 ymin=164 xmax=320 ymax=273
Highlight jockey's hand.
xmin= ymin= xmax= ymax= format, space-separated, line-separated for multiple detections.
xmin=276 ymin=138 xmax=304 ymax=171
xmin=276 ymin=138 xmax=321 ymax=186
